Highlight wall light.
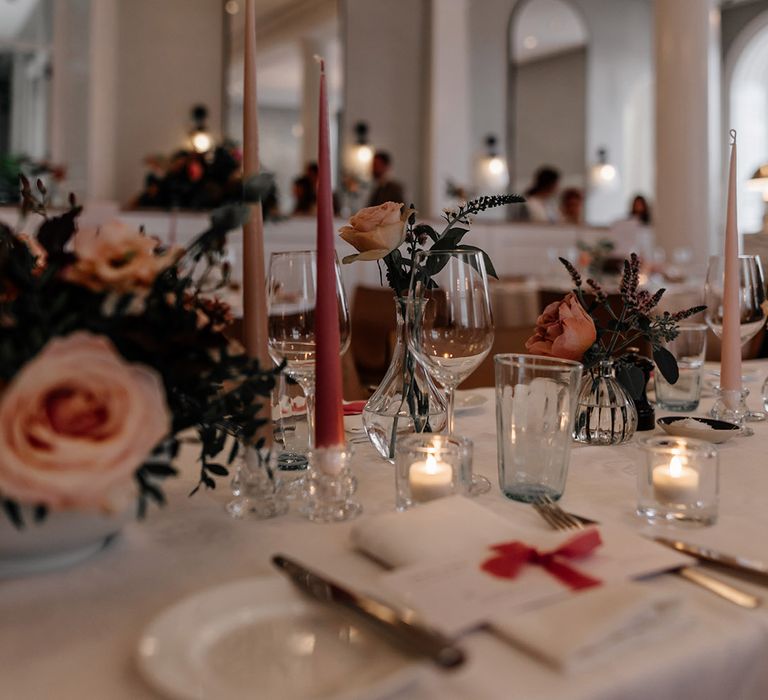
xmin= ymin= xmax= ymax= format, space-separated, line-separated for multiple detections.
xmin=475 ymin=134 xmax=509 ymax=192
xmin=190 ymin=104 xmax=213 ymax=154
xmin=347 ymin=121 xmax=374 ymax=180
xmin=590 ymin=147 xmax=619 ymax=191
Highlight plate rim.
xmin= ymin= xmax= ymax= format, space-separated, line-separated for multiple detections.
xmin=136 ymin=576 xmax=422 ymax=700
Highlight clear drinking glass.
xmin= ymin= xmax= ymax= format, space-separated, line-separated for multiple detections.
xmin=495 ymin=354 xmax=583 ymax=502
xmin=407 ymin=249 xmax=494 ymax=494
xmin=655 ymin=323 xmax=708 ymax=411
xmin=267 ymin=251 xmax=350 ymax=449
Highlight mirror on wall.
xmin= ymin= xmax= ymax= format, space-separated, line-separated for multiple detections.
xmin=508 ymin=0 xmax=588 ymax=223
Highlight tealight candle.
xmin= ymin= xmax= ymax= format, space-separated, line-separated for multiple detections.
xmin=409 ymin=453 xmax=454 ymax=502
xmin=652 ymin=455 xmax=700 ymax=505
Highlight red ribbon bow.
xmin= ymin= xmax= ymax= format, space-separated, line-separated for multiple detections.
xmin=481 ymin=529 xmax=603 ymax=591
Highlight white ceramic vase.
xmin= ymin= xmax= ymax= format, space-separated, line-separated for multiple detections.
xmin=0 ymin=505 xmax=132 ymax=577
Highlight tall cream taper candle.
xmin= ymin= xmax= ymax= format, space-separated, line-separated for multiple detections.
xmin=720 ymin=129 xmax=741 ymax=395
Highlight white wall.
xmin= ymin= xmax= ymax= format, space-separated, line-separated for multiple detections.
xmin=426 ymin=0 xmax=472 ymax=216
xmin=113 ymin=0 xmax=224 ymax=204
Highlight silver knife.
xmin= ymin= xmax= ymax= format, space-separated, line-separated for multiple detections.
xmin=653 ymin=537 xmax=768 ymax=584
xmin=272 ymin=554 xmax=466 ymax=669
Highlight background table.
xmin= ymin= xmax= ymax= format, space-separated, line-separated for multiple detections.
xmin=4 ymin=364 xmax=768 ymax=699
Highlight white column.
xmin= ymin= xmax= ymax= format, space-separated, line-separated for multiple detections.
xmin=425 ymin=0 xmax=471 ymax=218
xmin=87 ymin=0 xmax=118 ymax=202
xmin=300 ymin=36 xmax=324 ymax=168
xmin=655 ymin=0 xmax=720 ymax=267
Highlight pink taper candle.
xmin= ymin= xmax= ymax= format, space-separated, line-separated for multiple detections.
xmin=314 ymin=58 xmax=345 ymax=448
xmin=242 ymin=0 xmax=272 ymax=444
xmin=721 ymin=129 xmax=741 ymax=394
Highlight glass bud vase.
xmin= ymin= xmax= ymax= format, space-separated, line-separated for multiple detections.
xmin=573 ymin=359 xmax=638 ymax=445
xmin=362 ymin=298 xmax=447 ymax=461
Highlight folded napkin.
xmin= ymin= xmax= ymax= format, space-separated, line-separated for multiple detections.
xmin=494 ymin=582 xmax=684 ymax=672
xmin=351 ymin=496 xmax=516 ymax=567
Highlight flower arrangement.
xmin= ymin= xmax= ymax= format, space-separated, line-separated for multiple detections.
xmin=526 ymin=254 xmax=706 ymax=388
xmin=0 ymin=176 xmax=278 ymax=527
xmin=338 ymin=194 xmax=523 ymax=460
xmin=339 ymin=194 xmax=524 ymax=295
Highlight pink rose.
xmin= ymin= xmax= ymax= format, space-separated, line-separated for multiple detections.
xmin=525 ymin=293 xmax=596 ymax=361
xmin=64 ymin=221 xmax=181 ymax=293
xmin=339 ymin=202 xmax=411 ymax=263
xmin=0 ymin=332 xmax=171 ymax=510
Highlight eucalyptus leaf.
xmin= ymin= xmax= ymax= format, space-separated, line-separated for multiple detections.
xmin=653 ymin=346 xmax=680 ymax=385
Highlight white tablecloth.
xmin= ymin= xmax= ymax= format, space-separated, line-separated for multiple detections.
xmin=4 ymin=364 xmax=768 ymax=699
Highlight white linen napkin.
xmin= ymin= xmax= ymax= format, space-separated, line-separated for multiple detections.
xmin=494 ymin=582 xmax=684 ymax=672
xmin=351 ymin=496 xmax=516 ymax=567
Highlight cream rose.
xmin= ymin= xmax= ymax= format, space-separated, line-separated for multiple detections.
xmin=64 ymin=221 xmax=181 ymax=293
xmin=0 ymin=332 xmax=171 ymax=510
xmin=339 ymin=202 xmax=410 ymax=263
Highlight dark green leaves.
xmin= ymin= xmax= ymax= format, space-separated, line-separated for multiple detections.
xmin=653 ymin=346 xmax=679 ymax=385
xmin=37 ymin=205 xmax=82 ymax=254
xmin=615 ymin=362 xmax=646 ymax=400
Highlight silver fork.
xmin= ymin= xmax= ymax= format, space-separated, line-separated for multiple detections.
xmin=532 ymin=495 xmax=761 ymax=609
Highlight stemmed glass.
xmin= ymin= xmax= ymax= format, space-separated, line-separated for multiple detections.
xmin=267 ymin=251 xmax=351 ymax=449
xmin=407 ymin=249 xmax=494 ymax=494
xmin=704 ymin=255 xmax=767 ymax=422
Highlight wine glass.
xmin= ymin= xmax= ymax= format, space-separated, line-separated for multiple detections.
xmin=267 ymin=251 xmax=351 ymax=449
xmin=407 ymin=249 xmax=494 ymax=494
xmin=704 ymin=254 xmax=767 ymax=422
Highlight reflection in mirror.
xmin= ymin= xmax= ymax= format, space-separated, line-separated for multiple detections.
xmin=509 ymin=0 xmax=587 ymax=224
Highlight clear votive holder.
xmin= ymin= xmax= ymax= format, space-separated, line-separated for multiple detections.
xmin=227 ymin=443 xmax=289 ymax=520
xmin=637 ymin=435 xmax=719 ymax=526
xmin=495 ymin=354 xmax=583 ymax=503
xmin=395 ymin=434 xmax=472 ymax=511
xmin=710 ymin=386 xmax=750 ymax=428
xmin=654 ymin=322 xmax=707 ymax=412
xmin=300 ymin=444 xmax=362 ymax=523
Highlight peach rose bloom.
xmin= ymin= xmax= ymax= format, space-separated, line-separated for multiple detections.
xmin=525 ymin=293 xmax=596 ymax=361
xmin=64 ymin=221 xmax=181 ymax=293
xmin=0 ymin=332 xmax=171 ymax=510
xmin=339 ymin=202 xmax=409 ymax=263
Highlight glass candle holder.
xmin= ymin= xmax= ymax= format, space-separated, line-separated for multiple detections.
xmin=637 ymin=436 xmax=719 ymax=526
xmin=395 ymin=434 xmax=471 ymax=511
xmin=300 ymin=444 xmax=362 ymax=523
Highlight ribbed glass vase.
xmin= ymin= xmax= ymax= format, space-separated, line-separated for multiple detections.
xmin=573 ymin=360 xmax=637 ymax=445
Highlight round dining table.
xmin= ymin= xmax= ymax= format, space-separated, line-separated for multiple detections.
xmin=4 ymin=362 xmax=768 ymax=700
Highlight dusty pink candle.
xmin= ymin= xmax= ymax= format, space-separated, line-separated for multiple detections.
xmin=720 ymin=130 xmax=741 ymax=393
xmin=314 ymin=59 xmax=345 ymax=448
xmin=242 ymin=0 xmax=272 ymax=443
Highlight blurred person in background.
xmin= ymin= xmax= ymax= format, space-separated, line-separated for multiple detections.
xmin=559 ymin=187 xmax=584 ymax=224
xmin=367 ymin=150 xmax=405 ymax=207
xmin=521 ymin=166 xmax=561 ymax=222
xmin=629 ymin=194 xmax=652 ymax=225
xmin=292 ymin=175 xmax=316 ymax=216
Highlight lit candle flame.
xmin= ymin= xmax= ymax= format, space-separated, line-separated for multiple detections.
xmin=425 ymin=453 xmax=440 ymax=474
xmin=669 ymin=454 xmax=685 ymax=478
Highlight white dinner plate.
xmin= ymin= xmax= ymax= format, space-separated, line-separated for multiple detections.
xmin=137 ymin=577 xmax=422 ymax=700
xmin=454 ymin=393 xmax=488 ymax=413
